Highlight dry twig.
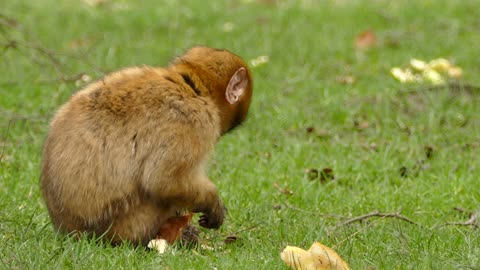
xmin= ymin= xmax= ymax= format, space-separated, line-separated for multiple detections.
xmin=336 ymin=210 xmax=418 ymax=227
xmin=226 ymin=222 xmax=263 ymax=236
xmin=273 ymin=182 xmax=293 ymax=195
xmin=1 ymin=12 xmax=105 ymax=84
xmin=444 ymin=208 xmax=479 ymax=229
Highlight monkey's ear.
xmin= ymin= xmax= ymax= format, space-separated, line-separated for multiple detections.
xmin=226 ymin=67 xmax=248 ymax=104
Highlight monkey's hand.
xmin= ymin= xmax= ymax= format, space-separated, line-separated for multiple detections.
xmin=198 ymin=200 xmax=226 ymax=229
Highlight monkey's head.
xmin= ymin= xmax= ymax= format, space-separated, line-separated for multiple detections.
xmin=173 ymin=46 xmax=253 ymax=135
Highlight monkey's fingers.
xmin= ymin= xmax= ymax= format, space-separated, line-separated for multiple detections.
xmin=198 ymin=214 xmax=222 ymax=229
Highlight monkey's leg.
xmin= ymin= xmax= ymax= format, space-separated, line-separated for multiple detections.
xmin=108 ymin=202 xmax=173 ymax=246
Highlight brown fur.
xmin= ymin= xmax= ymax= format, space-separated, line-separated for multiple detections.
xmin=40 ymin=46 xmax=253 ymax=246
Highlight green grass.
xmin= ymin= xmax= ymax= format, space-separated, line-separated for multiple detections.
xmin=1 ymin=0 xmax=480 ymax=269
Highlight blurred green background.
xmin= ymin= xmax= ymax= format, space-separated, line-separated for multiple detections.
xmin=1 ymin=0 xmax=479 ymax=269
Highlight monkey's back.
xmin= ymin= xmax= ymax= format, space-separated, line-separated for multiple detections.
xmin=40 ymin=67 xmax=220 ymax=241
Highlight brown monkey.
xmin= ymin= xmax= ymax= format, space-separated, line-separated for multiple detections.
xmin=40 ymin=46 xmax=253 ymax=246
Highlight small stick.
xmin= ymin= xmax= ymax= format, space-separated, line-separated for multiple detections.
xmin=445 ymin=211 xmax=479 ymax=229
xmin=445 ymin=216 xmax=478 ymax=228
xmin=273 ymin=182 xmax=293 ymax=195
xmin=205 ymin=222 xmax=264 ymax=242
xmin=337 ymin=210 xmax=418 ymax=227
xmin=226 ymin=222 xmax=263 ymax=236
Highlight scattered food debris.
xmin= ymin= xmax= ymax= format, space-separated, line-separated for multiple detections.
xmin=222 ymin=22 xmax=235 ymax=32
xmin=148 ymin=239 xmax=169 ymax=255
xmin=75 ymin=74 xmax=92 ymax=87
xmin=281 ymin=242 xmax=350 ymax=270
xmin=390 ymin=58 xmax=462 ymax=84
xmin=249 ymin=55 xmax=269 ymax=67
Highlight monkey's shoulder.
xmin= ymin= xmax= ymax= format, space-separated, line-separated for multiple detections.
xmin=51 ymin=67 xmax=220 ymax=140
xmin=69 ymin=67 xmax=215 ymax=118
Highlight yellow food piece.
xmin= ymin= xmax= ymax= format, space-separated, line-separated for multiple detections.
xmin=428 ymin=58 xmax=451 ymax=72
xmin=423 ymin=69 xmax=444 ymax=85
xmin=410 ymin=58 xmax=428 ymax=71
xmin=391 ymin=58 xmax=463 ymax=84
xmin=249 ymin=55 xmax=269 ymax=67
xmin=447 ymin=66 xmax=463 ymax=78
xmin=147 ymin=239 xmax=169 ymax=255
xmin=390 ymin=67 xmax=422 ymax=83
xmin=280 ymin=242 xmax=350 ymax=270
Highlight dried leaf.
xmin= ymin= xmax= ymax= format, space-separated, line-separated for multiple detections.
xmin=354 ymin=120 xmax=369 ymax=130
xmin=224 ymin=235 xmax=239 ymax=244
xmin=305 ymin=168 xmax=335 ymax=183
xmin=424 ymin=145 xmax=434 ymax=159
xmin=156 ymin=212 xmax=194 ymax=244
xmin=319 ymin=168 xmax=335 ymax=183
xmin=336 ymin=75 xmax=356 ymax=85
xmin=306 ymin=127 xmax=315 ymax=133
xmin=256 ymin=17 xmax=269 ymax=25
xmin=272 ymin=204 xmax=282 ymax=210
xmin=67 ymin=37 xmax=94 ymax=50
xmin=305 ymin=168 xmax=319 ymax=181
xmin=355 ymin=30 xmax=377 ymax=50
xmin=305 ymin=127 xmax=330 ymax=139
xmin=274 ymin=182 xmax=293 ymax=195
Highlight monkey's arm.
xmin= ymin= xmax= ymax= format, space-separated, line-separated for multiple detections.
xmin=189 ymin=174 xmax=226 ymax=229
xmin=139 ymin=123 xmax=225 ymax=229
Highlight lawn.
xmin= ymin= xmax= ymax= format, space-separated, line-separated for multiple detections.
xmin=1 ymin=0 xmax=479 ymax=269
